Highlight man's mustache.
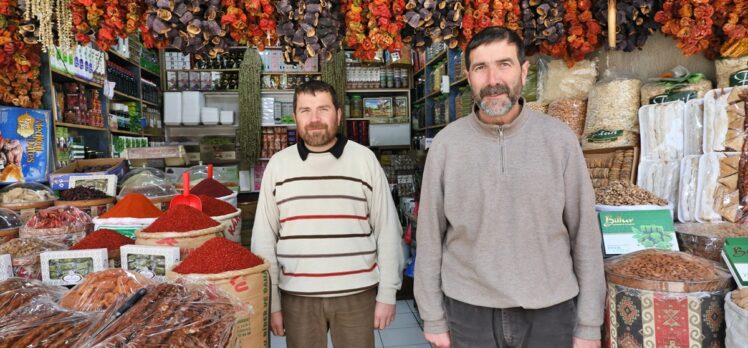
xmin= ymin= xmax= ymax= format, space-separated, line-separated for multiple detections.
xmin=480 ymin=84 xmax=510 ymax=99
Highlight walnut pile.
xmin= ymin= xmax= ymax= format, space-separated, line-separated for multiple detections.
xmin=607 ymin=250 xmax=720 ymax=282
xmin=595 ymin=181 xmax=669 ymax=206
xmin=732 ymin=288 xmax=748 ymax=311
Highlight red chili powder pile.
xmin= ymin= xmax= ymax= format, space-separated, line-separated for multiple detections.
xmin=199 ymin=195 xmax=237 ymax=216
xmin=190 ymin=178 xmax=233 ymax=197
xmin=173 ymin=237 xmax=264 ymax=274
xmin=99 ymin=193 xmax=162 ymax=219
xmin=69 ymin=229 xmax=134 ymax=251
xmin=142 ymin=204 xmax=220 ymax=233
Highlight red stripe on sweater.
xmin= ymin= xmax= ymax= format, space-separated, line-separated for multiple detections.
xmin=282 ymin=263 xmax=378 ymax=277
xmin=279 ymin=214 xmax=369 ymax=223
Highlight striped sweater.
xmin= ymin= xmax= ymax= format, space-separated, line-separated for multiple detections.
xmin=251 ymin=139 xmax=404 ymax=313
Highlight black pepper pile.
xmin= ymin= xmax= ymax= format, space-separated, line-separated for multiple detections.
xmin=59 ymin=187 xmax=110 ymax=201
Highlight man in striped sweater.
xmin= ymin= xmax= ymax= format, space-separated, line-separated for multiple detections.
xmin=252 ymin=80 xmax=405 ymax=348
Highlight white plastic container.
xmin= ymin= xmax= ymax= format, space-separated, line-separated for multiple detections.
xmin=220 ymin=110 xmax=234 ymax=125
xmin=181 ymin=91 xmax=204 ymax=125
xmin=164 ymin=92 xmax=182 ymax=125
xmin=201 ymin=107 xmax=219 ymax=125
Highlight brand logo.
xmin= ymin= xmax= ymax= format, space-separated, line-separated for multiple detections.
xmin=650 ymin=91 xmax=697 ymax=104
xmin=586 ymin=129 xmax=623 ymax=143
xmin=730 ymin=69 xmax=748 ymax=86
xmin=603 ymin=215 xmax=635 ymax=227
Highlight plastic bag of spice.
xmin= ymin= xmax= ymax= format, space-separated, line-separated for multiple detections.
xmin=0 ymin=297 xmax=100 ymax=347
xmin=60 ymin=269 xmax=153 ymax=312
xmin=78 ymin=282 xmax=240 ymax=348
xmin=20 ymin=206 xmax=92 ymax=247
xmin=0 ymin=238 xmax=67 ymax=280
xmin=0 ymin=278 xmax=68 ymax=318
xmin=582 ymin=71 xmax=642 ymax=150
xmin=55 ymin=186 xmax=114 ymax=218
xmin=538 ymin=58 xmax=598 ymax=105
xmin=92 ymin=193 xmax=162 ymax=239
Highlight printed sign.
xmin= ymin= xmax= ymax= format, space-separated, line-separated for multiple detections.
xmin=0 ymin=107 xmax=50 ymax=183
xmin=598 ymin=210 xmax=678 ymax=255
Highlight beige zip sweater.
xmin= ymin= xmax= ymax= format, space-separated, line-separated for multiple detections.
xmin=414 ymin=107 xmax=606 ymax=340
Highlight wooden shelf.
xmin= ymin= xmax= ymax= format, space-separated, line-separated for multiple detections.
xmin=262 ymin=71 xmax=321 ymax=75
xmin=112 ymin=90 xmax=140 ymax=103
xmin=423 ymin=123 xmax=448 ymax=130
xmin=54 ymin=122 xmax=107 ymax=132
xmin=108 ymin=50 xmax=139 ymax=66
xmin=346 ymin=89 xmax=410 ymax=93
xmin=261 ymin=89 xmax=294 ymax=93
xmin=262 ymin=123 xmax=297 ymax=127
xmin=141 ymin=99 xmax=160 ymax=107
xmin=346 ymin=118 xmax=368 ymax=121
xmin=414 ymin=50 xmax=447 ymax=76
xmin=111 ymin=129 xmax=142 ymax=136
xmin=166 ymin=68 xmax=240 ymax=72
xmin=450 ymin=76 xmax=468 ymax=87
xmin=415 ymin=90 xmax=445 ymax=103
xmin=51 ymin=70 xmax=104 ymax=88
xmin=140 ymin=67 xmax=161 ymax=78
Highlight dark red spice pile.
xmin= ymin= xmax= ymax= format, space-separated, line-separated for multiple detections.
xmin=173 ymin=237 xmax=264 ymax=274
xmin=142 ymin=204 xmax=220 ymax=233
xmin=69 ymin=229 xmax=134 ymax=251
xmin=190 ymin=178 xmax=233 ymax=198
xmin=199 ymin=195 xmax=238 ymax=217
xmin=59 ymin=186 xmax=110 ymax=201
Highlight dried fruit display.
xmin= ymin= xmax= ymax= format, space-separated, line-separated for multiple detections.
xmin=276 ymin=0 xmax=345 ymax=63
xmin=540 ymin=0 xmax=601 ymax=66
xmin=400 ymin=0 xmax=463 ymax=50
xmin=521 ymin=0 xmax=566 ymax=53
xmin=462 ymin=0 xmax=520 ymax=50
xmin=0 ymin=0 xmax=43 ymax=108
xmin=595 ymin=181 xmax=668 ymax=206
xmin=142 ymin=0 xmax=230 ymax=60
xmin=592 ymin=0 xmax=658 ymax=52
xmin=70 ymin=0 xmax=139 ymax=52
xmin=221 ymin=0 xmax=278 ymax=50
xmin=654 ymin=0 xmax=715 ymax=56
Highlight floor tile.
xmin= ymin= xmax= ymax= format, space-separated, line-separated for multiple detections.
xmin=406 ymin=299 xmax=417 ymax=313
xmin=396 ymin=300 xmax=411 ymax=314
xmin=388 ymin=312 xmax=420 ymax=329
xmin=375 ymin=330 xmax=384 ymax=348
xmin=270 ymin=334 xmax=286 ymax=348
xmin=380 ymin=327 xmax=429 ymax=346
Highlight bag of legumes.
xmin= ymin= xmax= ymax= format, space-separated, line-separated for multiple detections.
xmin=582 ymin=70 xmax=642 ymax=150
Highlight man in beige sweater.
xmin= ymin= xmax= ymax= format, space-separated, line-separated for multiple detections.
xmin=414 ymin=27 xmax=605 ymax=348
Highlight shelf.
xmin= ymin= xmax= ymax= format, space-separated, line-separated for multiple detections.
xmin=166 ymin=68 xmax=240 ymax=72
xmin=112 ymin=90 xmax=140 ymax=103
xmin=346 ymin=89 xmax=410 ymax=93
xmin=414 ymin=50 xmax=447 ymax=76
xmin=111 ymin=129 xmax=143 ymax=136
xmin=262 ymin=123 xmax=297 ymax=127
xmin=258 ymin=157 xmax=271 ymax=161
xmin=141 ymin=67 xmax=161 ymax=78
xmin=423 ymin=123 xmax=448 ymax=130
xmin=51 ymin=70 xmax=103 ymax=89
xmin=261 ymin=89 xmax=294 ymax=93
xmin=107 ymin=50 xmax=138 ymax=66
xmin=450 ymin=76 xmax=468 ymax=87
xmin=415 ymin=90 xmax=445 ymax=103
xmin=54 ymin=122 xmax=107 ymax=132
xmin=141 ymin=99 xmax=160 ymax=107
xmin=346 ymin=118 xmax=368 ymax=121
xmin=165 ymin=124 xmax=239 ymax=137
xmin=203 ymin=91 xmax=239 ymax=96
xmin=262 ymin=71 xmax=321 ymax=75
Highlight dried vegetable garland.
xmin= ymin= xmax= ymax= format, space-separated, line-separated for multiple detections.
xmin=0 ymin=0 xmax=43 ymax=108
xmin=521 ymin=0 xmax=566 ymax=53
xmin=321 ymin=49 xmax=346 ymax=131
xmin=343 ymin=0 xmax=407 ymax=60
xmin=400 ymin=0 xmax=463 ymax=50
xmin=462 ymin=0 xmax=520 ymax=50
xmin=276 ymin=0 xmax=345 ymax=63
xmin=592 ymin=0 xmax=658 ymax=52
xmin=70 ymin=0 xmax=137 ymax=52
xmin=540 ymin=0 xmax=601 ymax=67
xmin=238 ymin=48 xmax=262 ymax=167
xmin=710 ymin=0 xmax=748 ymax=58
xmin=221 ymin=0 xmax=277 ymax=50
xmin=654 ymin=0 xmax=715 ymax=56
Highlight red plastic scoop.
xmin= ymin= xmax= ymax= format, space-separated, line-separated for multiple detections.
xmin=208 ymin=164 xmax=213 ymax=179
xmin=170 ymin=172 xmax=202 ymax=211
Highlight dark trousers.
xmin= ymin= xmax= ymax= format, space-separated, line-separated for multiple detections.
xmin=444 ymin=296 xmax=576 ymax=348
xmin=281 ymin=288 xmax=376 ymax=348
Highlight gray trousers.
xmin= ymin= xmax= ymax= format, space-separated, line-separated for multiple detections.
xmin=444 ymin=296 xmax=576 ymax=348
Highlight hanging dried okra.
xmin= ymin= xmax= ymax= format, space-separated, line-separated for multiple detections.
xmin=238 ymin=48 xmax=263 ymax=167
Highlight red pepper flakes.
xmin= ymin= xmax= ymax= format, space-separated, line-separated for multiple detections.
xmin=173 ymin=237 xmax=264 ymax=274
xmin=100 ymin=193 xmax=163 ymax=219
xmin=142 ymin=204 xmax=220 ymax=233
xmin=191 ymin=178 xmax=234 ymax=198
xmin=199 ymin=195 xmax=238 ymax=217
xmin=70 ymin=229 xmax=134 ymax=251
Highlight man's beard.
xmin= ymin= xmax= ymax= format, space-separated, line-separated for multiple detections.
xmin=300 ymin=122 xmax=336 ymax=147
xmin=475 ymin=81 xmax=521 ymax=117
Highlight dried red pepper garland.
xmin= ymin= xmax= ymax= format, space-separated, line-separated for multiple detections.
xmin=462 ymin=0 xmax=521 ymax=50
xmin=70 ymin=0 xmax=137 ymax=51
xmin=173 ymin=237 xmax=264 ymax=274
xmin=0 ymin=0 xmax=43 ymax=108
xmin=540 ymin=0 xmax=601 ymax=67
xmin=142 ymin=204 xmax=220 ymax=233
xmin=655 ymin=0 xmax=715 ymax=56
xmin=221 ymin=0 xmax=277 ymax=50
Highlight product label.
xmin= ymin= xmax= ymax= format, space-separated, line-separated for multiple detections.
xmin=0 ymin=107 xmax=50 ymax=184
xmin=586 ymin=129 xmax=624 ymax=143
xmin=723 ymin=238 xmax=748 ymax=286
xmin=40 ymin=249 xmax=108 ymax=286
xmin=598 ymin=210 xmax=678 ymax=255
xmin=729 ymin=69 xmax=748 ymax=87
xmin=650 ymin=90 xmax=697 ymax=104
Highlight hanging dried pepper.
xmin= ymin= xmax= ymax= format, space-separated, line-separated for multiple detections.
xmin=461 ymin=0 xmax=519 ymax=49
xmin=540 ymin=0 xmax=601 ymax=67
xmin=655 ymin=0 xmax=715 ymax=56
xmin=70 ymin=0 xmax=134 ymax=52
xmin=221 ymin=0 xmax=277 ymax=50
xmin=0 ymin=0 xmax=43 ymax=108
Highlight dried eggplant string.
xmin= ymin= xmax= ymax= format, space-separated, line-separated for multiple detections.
xmin=238 ymin=48 xmax=262 ymax=167
xmin=593 ymin=0 xmax=658 ymax=52
xmin=276 ymin=0 xmax=345 ymax=64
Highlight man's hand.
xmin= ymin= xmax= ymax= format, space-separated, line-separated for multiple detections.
xmin=270 ymin=311 xmax=285 ymax=336
xmin=373 ymin=302 xmax=396 ymax=330
xmin=573 ymin=337 xmax=601 ymax=348
xmin=424 ymin=332 xmax=451 ymax=348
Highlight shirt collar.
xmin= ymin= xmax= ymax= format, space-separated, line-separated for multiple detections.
xmin=297 ymin=134 xmax=348 ymax=161
xmin=469 ymin=97 xmax=530 ymax=138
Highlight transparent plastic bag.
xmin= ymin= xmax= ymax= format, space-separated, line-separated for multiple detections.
xmin=20 ymin=206 xmax=93 ymax=247
xmin=684 ymin=98 xmax=705 ymax=156
xmin=0 ymin=238 xmax=67 ymax=280
xmin=703 ymin=87 xmax=748 ymax=153
xmin=726 ymin=289 xmax=748 ymax=347
xmin=0 ymin=297 xmax=100 ymax=347
xmin=636 ymin=160 xmax=680 ymax=214
xmin=546 ymin=98 xmax=587 ymax=139
xmin=60 ymin=269 xmax=154 ymax=312
xmin=582 ymin=71 xmax=642 ymax=150
xmin=522 ymin=63 xmax=538 ymax=102
xmin=716 ymin=56 xmax=748 ymax=88
xmin=638 ymin=101 xmax=685 ymax=161
xmin=78 ymin=281 xmax=241 ymax=348
xmin=696 ymin=152 xmax=743 ymax=223
xmin=538 ymin=58 xmax=597 ymax=104
xmin=0 ymin=277 xmax=68 ymax=318
xmin=675 ymin=222 xmax=748 ymax=262
xmin=677 ymin=156 xmax=701 ymax=223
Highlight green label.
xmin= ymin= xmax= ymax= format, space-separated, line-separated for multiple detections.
xmin=650 ymin=91 xmax=697 ymax=104
xmin=723 ymin=238 xmax=748 ymax=285
xmin=586 ymin=129 xmax=624 ymax=143
xmin=598 ymin=210 xmax=677 ymax=255
xmin=730 ymin=69 xmax=748 ymax=87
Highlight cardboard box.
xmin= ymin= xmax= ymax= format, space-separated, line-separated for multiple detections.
xmin=722 ymin=238 xmax=748 ymax=288
xmin=583 ymin=147 xmax=640 ymax=190
xmin=49 ymin=158 xmax=128 ymax=190
xmin=0 ymin=254 xmax=12 ymax=281
xmin=394 ymin=96 xmax=409 ymax=117
xmin=598 ymin=209 xmax=678 ymax=256
xmin=363 ymin=97 xmax=393 ymax=117
xmin=0 ymin=106 xmax=51 ymax=184
xmin=40 ymin=249 xmax=108 ymax=286
xmin=121 ymin=245 xmax=180 ymax=282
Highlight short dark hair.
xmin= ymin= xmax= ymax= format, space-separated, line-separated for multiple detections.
xmin=293 ymin=80 xmax=339 ymax=111
xmin=465 ymin=27 xmax=525 ymax=70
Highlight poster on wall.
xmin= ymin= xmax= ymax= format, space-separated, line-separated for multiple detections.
xmin=0 ymin=106 xmax=50 ymax=184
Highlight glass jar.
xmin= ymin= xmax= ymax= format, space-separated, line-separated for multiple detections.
xmin=350 ymin=96 xmax=363 ymax=118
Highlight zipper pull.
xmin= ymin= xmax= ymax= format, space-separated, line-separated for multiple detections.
xmin=499 ymin=126 xmax=504 ymax=137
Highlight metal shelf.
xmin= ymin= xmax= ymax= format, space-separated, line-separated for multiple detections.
xmin=262 ymin=123 xmax=297 ymax=127
xmin=54 ymin=122 xmax=107 ymax=132
xmin=111 ymin=129 xmax=142 ymax=136
xmin=423 ymin=123 xmax=448 ymax=130
xmin=450 ymin=77 xmax=468 ymax=87
xmin=51 ymin=70 xmax=104 ymax=88
xmin=166 ymin=68 xmax=240 ymax=72
xmin=261 ymin=89 xmax=294 ymax=93
xmin=414 ymin=50 xmax=447 ymax=76
xmin=415 ymin=90 xmax=445 ymax=103
xmin=112 ymin=90 xmax=140 ymax=103
xmin=262 ymin=71 xmax=321 ymax=75
xmin=141 ymin=67 xmax=161 ymax=78
xmin=346 ymin=89 xmax=410 ymax=93
xmin=165 ymin=125 xmax=239 ymax=137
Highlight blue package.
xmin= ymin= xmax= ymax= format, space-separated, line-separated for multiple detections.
xmin=0 ymin=106 xmax=51 ymax=184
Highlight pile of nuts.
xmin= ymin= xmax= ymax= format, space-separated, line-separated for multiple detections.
xmin=0 ymin=238 xmax=65 ymax=258
xmin=595 ymin=181 xmax=669 ymax=206
xmin=607 ymin=250 xmax=719 ymax=282
xmin=0 ymin=188 xmax=55 ymax=204
xmin=732 ymin=288 xmax=748 ymax=311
